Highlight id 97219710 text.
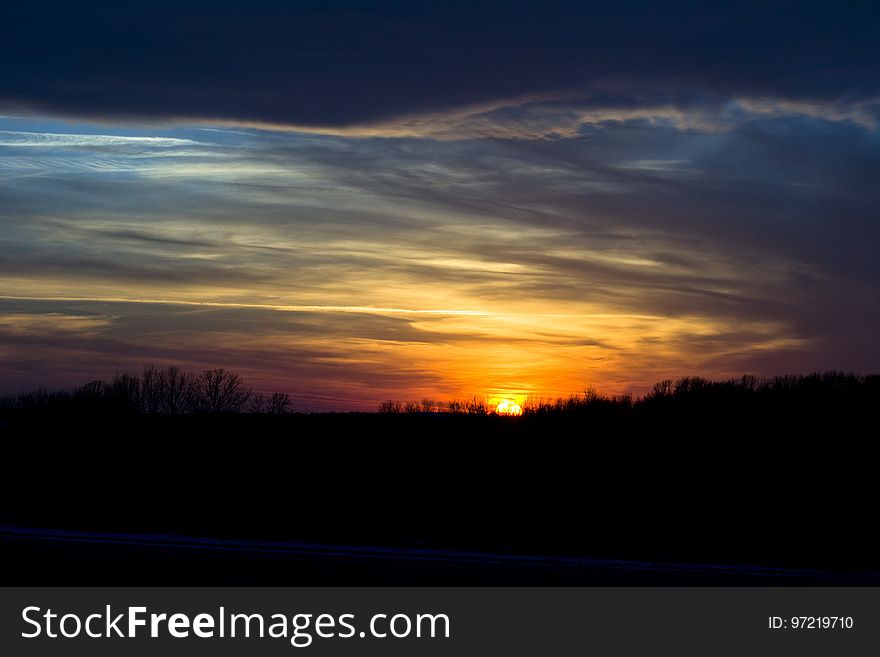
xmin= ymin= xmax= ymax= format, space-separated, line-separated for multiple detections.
xmin=768 ymin=617 xmax=854 ymax=630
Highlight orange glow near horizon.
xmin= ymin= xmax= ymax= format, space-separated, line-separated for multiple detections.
xmin=0 ymin=120 xmax=819 ymax=411
xmin=0 ymin=287 xmax=808 ymax=410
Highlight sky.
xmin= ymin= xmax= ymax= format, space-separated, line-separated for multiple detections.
xmin=1 ymin=1 xmax=879 ymax=410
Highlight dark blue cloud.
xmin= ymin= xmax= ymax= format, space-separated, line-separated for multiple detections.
xmin=2 ymin=1 xmax=878 ymax=126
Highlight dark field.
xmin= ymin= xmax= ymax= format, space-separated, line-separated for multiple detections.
xmin=2 ymin=373 xmax=878 ymax=584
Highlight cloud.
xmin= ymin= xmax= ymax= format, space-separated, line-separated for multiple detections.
xmin=1 ymin=92 xmax=879 ymax=406
xmin=1 ymin=2 xmax=878 ymax=132
xmin=0 ymin=130 xmax=203 ymax=148
xmin=265 ymin=95 xmax=880 ymax=140
xmin=0 ymin=295 xmax=806 ymax=410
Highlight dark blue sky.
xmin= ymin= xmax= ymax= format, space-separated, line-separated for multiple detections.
xmin=3 ymin=1 xmax=878 ymax=126
xmin=1 ymin=2 xmax=878 ymax=408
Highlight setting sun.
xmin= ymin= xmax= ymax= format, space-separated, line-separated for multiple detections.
xmin=495 ymin=399 xmax=523 ymax=416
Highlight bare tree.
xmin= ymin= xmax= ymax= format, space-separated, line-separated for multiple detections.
xmin=140 ymin=364 xmax=163 ymax=414
xmin=465 ymin=396 xmax=487 ymax=415
xmin=196 ymin=368 xmax=251 ymax=414
xmin=378 ymin=400 xmax=403 ymax=413
xmin=74 ymin=380 xmax=109 ymax=412
xmin=160 ymin=365 xmax=196 ymax=415
xmin=249 ymin=393 xmax=266 ymax=414
xmin=110 ymin=372 xmax=141 ymax=412
xmin=76 ymin=380 xmax=109 ymax=399
xmin=267 ymin=392 xmax=292 ymax=414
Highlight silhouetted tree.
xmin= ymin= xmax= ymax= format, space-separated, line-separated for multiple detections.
xmin=140 ymin=364 xmax=163 ymax=414
xmin=649 ymin=379 xmax=674 ymax=399
xmin=159 ymin=366 xmax=196 ymax=415
xmin=76 ymin=380 xmax=107 ymax=397
xmin=267 ymin=392 xmax=292 ymax=414
xmin=249 ymin=393 xmax=266 ymax=414
xmin=196 ymin=368 xmax=251 ymax=414
xmin=12 ymin=388 xmax=71 ymax=411
xmin=4 ymin=370 xmax=879 ymax=425
xmin=110 ymin=372 xmax=142 ymax=412
xmin=73 ymin=380 xmax=111 ymax=413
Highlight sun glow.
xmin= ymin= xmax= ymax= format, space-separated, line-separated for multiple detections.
xmin=495 ymin=399 xmax=523 ymax=416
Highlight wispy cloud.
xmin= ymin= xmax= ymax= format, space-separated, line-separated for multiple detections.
xmin=0 ymin=130 xmax=204 ymax=148
xmin=257 ymin=94 xmax=880 ymax=140
xmin=1 ymin=107 xmax=878 ymax=407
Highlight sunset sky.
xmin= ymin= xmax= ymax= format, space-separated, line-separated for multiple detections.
xmin=1 ymin=2 xmax=879 ymax=409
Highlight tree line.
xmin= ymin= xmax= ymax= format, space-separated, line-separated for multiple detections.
xmin=2 ymin=365 xmax=292 ymax=415
xmin=378 ymin=372 xmax=880 ymax=415
xmin=377 ymin=397 xmax=491 ymax=415
xmin=3 ymin=369 xmax=877 ymax=417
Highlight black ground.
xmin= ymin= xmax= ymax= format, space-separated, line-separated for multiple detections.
xmin=2 ymin=374 xmax=878 ymax=584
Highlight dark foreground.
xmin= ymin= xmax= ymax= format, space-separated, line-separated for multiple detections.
xmin=2 ymin=376 xmax=878 ymax=584
xmin=4 ymin=524 xmax=879 ymax=585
